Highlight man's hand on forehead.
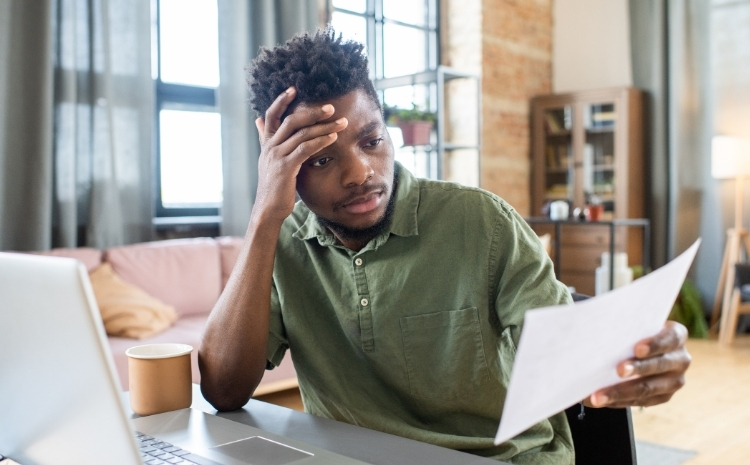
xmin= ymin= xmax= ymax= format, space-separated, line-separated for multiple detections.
xmin=252 ymin=87 xmax=348 ymax=224
xmin=257 ymin=87 xmax=348 ymax=149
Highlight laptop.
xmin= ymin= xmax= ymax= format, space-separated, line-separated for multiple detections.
xmin=0 ymin=252 xmax=368 ymax=465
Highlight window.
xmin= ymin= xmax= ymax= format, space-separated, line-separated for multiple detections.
xmin=153 ymin=0 xmax=223 ymax=218
xmin=330 ymin=0 xmax=440 ymax=179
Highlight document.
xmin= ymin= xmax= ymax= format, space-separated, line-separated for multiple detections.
xmin=494 ymin=239 xmax=701 ymax=445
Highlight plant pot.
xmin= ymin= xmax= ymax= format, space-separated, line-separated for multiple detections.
xmin=397 ymin=121 xmax=433 ymax=147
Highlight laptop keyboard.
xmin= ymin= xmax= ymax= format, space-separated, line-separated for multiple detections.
xmin=135 ymin=431 xmax=206 ymax=465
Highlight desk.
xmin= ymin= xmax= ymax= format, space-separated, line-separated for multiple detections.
xmin=123 ymin=385 xmax=505 ymax=465
xmin=525 ymin=217 xmax=651 ymax=291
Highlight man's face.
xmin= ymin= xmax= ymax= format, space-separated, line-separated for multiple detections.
xmin=295 ymin=89 xmax=396 ymax=238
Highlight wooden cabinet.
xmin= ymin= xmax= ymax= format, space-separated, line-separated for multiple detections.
xmin=530 ymin=88 xmax=645 ymax=295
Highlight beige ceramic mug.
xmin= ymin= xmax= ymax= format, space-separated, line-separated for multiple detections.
xmin=126 ymin=343 xmax=193 ymax=416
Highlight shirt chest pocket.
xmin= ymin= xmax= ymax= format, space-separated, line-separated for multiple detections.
xmin=399 ymin=307 xmax=491 ymax=400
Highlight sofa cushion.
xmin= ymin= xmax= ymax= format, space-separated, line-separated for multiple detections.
xmin=105 ymin=238 xmax=221 ymax=317
xmin=89 ymin=263 xmax=178 ymax=339
xmin=108 ymin=314 xmax=297 ymax=394
xmin=216 ymin=236 xmax=244 ymax=288
xmin=35 ymin=247 xmax=102 ymax=272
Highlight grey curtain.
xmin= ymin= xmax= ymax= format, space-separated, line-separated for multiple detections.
xmin=52 ymin=0 xmax=154 ymax=249
xmin=217 ymin=0 xmax=320 ymax=236
xmin=0 ymin=0 xmax=55 ymax=251
xmin=630 ymin=0 xmax=750 ymax=310
xmin=0 ymin=0 xmax=153 ymax=251
xmin=629 ymin=0 xmax=711 ymax=268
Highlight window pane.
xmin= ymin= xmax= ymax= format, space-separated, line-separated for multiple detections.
xmin=383 ymin=23 xmax=426 ymax=77
xmin=332 ymin=0 xmax=366 ymax=13
xmin=383 ymin=85 xmax=430 ymax=111
xmin=160 ymin=110 xmax=223 ymax=207
xmin=159 ymin=0 xmax=219 ymax=87
xmin=331 ymin=11 xmax=367 ymax=45
xmin=383 ymin=0 xmax=426 ymax=26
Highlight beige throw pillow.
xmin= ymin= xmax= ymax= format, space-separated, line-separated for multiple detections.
xmin=89 ymin=263 xmax=178 ymax=339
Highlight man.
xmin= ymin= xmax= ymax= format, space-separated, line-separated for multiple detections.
xmin=199 ymin=28 xmax=691 ymax=464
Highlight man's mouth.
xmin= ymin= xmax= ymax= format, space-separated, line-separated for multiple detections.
xmin=341 ymin=190 xmax=384 ymax=214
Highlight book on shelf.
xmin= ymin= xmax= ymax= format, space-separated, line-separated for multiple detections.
xmin=545 ymin=144 xmax=571 ymax=170
xmin=559 ymin=145 xmax=569 ymax=167
xmin=583 ymin=104 xmax=616 ymax=129
xmin=544 ymin=111 xmax=569 ymax=134
xmin=593 ymin=111 xmax=616 ymax=123
xmin=546 ymin=145 xmax=556 ymax=168
xmin=544 ymin=113 xmax=561 ymax=133
xmin=546 ymin=184 xmax=569 ymax=199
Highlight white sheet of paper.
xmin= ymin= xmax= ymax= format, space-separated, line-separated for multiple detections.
xmin=494 ymin=239 xmax=701 ymax=445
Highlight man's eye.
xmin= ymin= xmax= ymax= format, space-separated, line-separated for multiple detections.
xmin=366 ymin=138 xmax=383 ymax=147
xmin=312 ymin=157 xmax=331 ymax=167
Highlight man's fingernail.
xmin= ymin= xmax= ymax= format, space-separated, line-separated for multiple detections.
xmin=335 ymin=117 xmax=347 ymax=124
xmin=321 ymin=104 xmax=334 ymax=113
xmin=286 ymin=86 xmax=295 ymax=94
xmin=595 ymin=394 xmax=609 ymax=406
xmin=622 ymin=363 xmax=635 ymax=377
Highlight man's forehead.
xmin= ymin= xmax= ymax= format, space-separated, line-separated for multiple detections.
xmin=296 ymin=89 xmax=381 ymax=124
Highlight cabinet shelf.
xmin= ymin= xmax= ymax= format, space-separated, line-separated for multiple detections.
xmin=373 ymin=66 xmax=480 ymax=181
xmin=585 ymin=126 xmax=615 ymax=134
xmin=531 ymin=87 xmax=645 ymax=296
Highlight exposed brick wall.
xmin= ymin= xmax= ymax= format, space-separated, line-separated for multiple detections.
xmin=442 ymin=0 xmax=553 ymax=216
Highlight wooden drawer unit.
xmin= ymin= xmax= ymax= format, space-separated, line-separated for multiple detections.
xmin=560 ymin=244 xmax=608 ymax=273
xmin=560 ymin=270 xmax=596 ymax=296
xmin=529 ymin=219 xmax=648 ymax=296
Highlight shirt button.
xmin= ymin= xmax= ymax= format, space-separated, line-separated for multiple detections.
xmin=360 ymin=298 xmax=369 ymax=307
xmin=355 ymin=258 xmax=363 ymax=266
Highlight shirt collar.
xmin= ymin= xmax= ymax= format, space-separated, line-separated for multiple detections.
xmin=292 ymin=161 xmax=420 ymax=245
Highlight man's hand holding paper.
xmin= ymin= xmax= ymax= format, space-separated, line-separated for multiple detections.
xmin=495 ymin=239 xmax=701 ymax=445
xmin=588 ymin=319 xmax=691 ymax=408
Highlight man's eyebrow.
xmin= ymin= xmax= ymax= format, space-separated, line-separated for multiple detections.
xmin=356 ymin=121 xmax=382 ymax=140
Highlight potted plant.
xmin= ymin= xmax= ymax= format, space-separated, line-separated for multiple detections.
xmin=384 ymin=104 xmax=436 ymax=147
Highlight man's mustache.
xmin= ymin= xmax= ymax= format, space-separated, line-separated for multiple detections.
xmin=332 ymin=183 xmax=389 ymax=211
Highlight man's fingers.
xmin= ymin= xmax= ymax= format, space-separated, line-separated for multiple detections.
xmin=271 ymin=104 xmax=336 ymax=145
xmin=256 ymin=118 xmax=265 ymax=141
xmin=634 ymin=320 xmax=688 ymax=359
xmin=279 ymin=133 xmax=338 ymax=167
xmin=263 ymin=86 xmax=297 ymax=139
xmin=273 ymin=118 xmax=348 ymax=159
xmin=605 ymin=393 xmax=674 ymax=409
xmin=618 ymin=348 xmax=691 ymax=378
xmin=592 ymin=373 xmax=686 ymax=407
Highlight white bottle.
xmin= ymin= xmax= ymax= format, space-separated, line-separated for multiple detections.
xmin=595 ymin=252 xmax=633 ymax=295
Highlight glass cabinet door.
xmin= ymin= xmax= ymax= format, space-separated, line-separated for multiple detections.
xmin=582 ymin=102 xmax=616 ymax=219
xmin=542 ymin=106 xmax=574 ymax=205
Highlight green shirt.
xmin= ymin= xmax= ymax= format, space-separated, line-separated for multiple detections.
xmin=267 ymin=163 xmax=574 ymax=464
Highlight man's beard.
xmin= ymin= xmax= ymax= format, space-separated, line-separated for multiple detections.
xmin=317 ymin=170 xmax=399 ymax=245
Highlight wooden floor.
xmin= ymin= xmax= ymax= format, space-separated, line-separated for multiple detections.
xmin=632 ymin=336 xmax=750 ymax=464
xmin=256 ymin=337 xmax=750 ymax=464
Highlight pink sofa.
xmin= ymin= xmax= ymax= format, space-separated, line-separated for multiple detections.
xmin=36 ymin=237 xmax=297 ymax=395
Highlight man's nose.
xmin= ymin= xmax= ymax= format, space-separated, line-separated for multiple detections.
xmin=341 ymin=154 xmax=374 ymax=187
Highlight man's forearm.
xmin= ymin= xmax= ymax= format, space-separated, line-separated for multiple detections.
xmin=198 ymin=213 xmax=284 ymax=411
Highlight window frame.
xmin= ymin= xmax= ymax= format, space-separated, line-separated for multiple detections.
xmin=331 ymin=0 xmax=440 ymax=80
xmin=153 ymin=0 xmax=220 ymax=218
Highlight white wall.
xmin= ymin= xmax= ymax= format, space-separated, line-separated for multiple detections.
xmin=553 ymin=0 xmax=633 ymax=93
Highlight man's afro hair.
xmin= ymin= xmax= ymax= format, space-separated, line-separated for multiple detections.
xmin=247 ymin=27 xmax=380 ymax=118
